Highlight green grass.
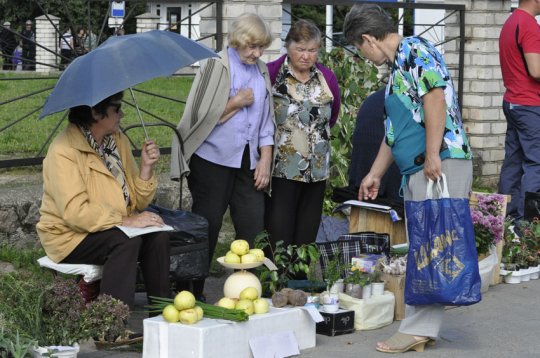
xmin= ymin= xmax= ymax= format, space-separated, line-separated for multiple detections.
xmin=0 ymin=72 xmax=194 ymax=156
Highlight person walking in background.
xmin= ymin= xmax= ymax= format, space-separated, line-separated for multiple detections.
xmin=265 ymin=19 xmax=340 ymax=258
xmin=84 ymin=28 xmax=97 ymax=52
xmin=170 ymin=13 xmax=274 ymax=301
xmin=498 ymin=0 xmax=540 ymax=220
xmin=344 ymin=4 xmax=473 ymax=353
xmin=1 ymin=21 xmax=17 ymax=70
xmin=12 ymin=41 xmax=22 ymax=71
xmin=21 ymin=20 xmax=36 ymax=71
xmin=74 ymin=27 xmax=87 ymax=56
xmin=59 ymin=27 xmax=73 ymax=70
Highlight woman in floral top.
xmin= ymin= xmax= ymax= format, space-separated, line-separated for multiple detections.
xmin=266 ymin=19 xmax=340 ymax=258
xmin=344 ymin=4 xmax=473 ymax=354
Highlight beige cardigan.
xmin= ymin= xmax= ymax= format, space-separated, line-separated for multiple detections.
xmin=170 ymin=49 xmax=275 ymax=181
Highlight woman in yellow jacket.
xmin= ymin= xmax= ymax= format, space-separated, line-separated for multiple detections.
xmin=37 ymin=92 xmax=170 ymax=308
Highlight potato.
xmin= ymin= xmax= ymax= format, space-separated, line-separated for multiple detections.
xmin=288 ymin=290 xmax=307 ymax=306
xmin=271 ymin=292 xmax=288 ymax=308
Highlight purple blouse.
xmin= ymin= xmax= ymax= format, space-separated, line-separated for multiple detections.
xmin=195 ymin=47 xmax=274 ymax=169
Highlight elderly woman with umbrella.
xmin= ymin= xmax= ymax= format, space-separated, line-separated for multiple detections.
xmin=37 ymin=91 xmax=170 ymax=310
xmin=37 ymin=31 xmax=218 ymax=310
xmin=170 ymin=13 xmax=275 ymax=300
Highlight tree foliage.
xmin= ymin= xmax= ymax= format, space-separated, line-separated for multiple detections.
xmin=0 ymin=0 xmax=146 ymax=39
xmin=319 ymin=47 xmax=383 ymax=214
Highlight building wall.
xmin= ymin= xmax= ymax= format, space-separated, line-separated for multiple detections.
xmin=444 ymin=0 xmax=512 ymax=188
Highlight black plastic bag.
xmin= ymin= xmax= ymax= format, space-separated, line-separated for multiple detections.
xmin=145 ymin=204 xmax=209 ymax=280
xmin=524 ymin=192 xmax=540 ymax=221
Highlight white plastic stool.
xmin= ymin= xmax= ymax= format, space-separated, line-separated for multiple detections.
xmin=37 ymin=256 xmax=103 ymax=283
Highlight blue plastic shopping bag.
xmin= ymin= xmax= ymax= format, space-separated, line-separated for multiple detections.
xmin=404 ymin=174 xmax=482 ymax=306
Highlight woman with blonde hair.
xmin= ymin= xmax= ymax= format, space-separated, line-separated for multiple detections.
xmin=170 ymin=13 xmax=275 ymax=300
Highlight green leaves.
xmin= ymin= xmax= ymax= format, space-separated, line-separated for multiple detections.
xmin=254 ymin=231 xmax=320 ymax=295
xmin=318 ymin=48 xmax=382 ymax=214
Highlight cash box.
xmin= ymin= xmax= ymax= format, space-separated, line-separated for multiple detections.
xmin=316 ymin=309 xmax=355 ymax=336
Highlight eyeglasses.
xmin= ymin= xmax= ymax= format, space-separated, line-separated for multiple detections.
xmin=109 ymin=102 xmax=122 ymax=113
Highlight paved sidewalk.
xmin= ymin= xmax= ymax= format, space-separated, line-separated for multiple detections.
xmin=79 ymin=276 xmax=540 ymax=358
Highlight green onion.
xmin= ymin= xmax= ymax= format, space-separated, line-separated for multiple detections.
xmin=148 ymin=296 xmax=249 ymax=322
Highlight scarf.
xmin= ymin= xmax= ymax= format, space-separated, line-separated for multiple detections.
xmin=80 ymin=126 xmax=130 ymax=206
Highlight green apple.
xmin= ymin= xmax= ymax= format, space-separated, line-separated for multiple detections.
xmin=174 ymin=290 xmax=196 ymax=311
xmin=230 ymin=239 xmax=250 ymax=256
xmin=162 ymin=304 xmax=180 ymax=323
xmin=224 ymin=251 xmax=241 ymax=264
xmin=239 ymin=286 xmax=259 ymax=301
xmin=253 ymin=298 xmax=270 ymax=314
xmin=241 ymin=253 xmax=258 ymax=264
xmin=194 ymin=305 xmax=204 ymax=321
xmin=249 ymin=248 xmax=265 ymax=262
xmin=179 ymin=308 xmax=199 ymax=324
xmin=216 ymin=297 xmax=236 ymax=310
xmin=235 ymin=299 xmax=255 ymax=315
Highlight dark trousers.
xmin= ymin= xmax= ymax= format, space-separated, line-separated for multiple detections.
xmin=186 ymin=149 xmax=265 ymax=295
xmin=22 ymin=48 xmax=35 ymax=71
xmin=265 ymin=177 xmax=326 ymax=248
xmin=62 ymin=228 xmax=171 ymax=308
xmin=499 ymin=101 xmax=540 ymax=219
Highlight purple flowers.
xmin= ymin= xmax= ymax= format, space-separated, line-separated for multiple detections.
xmin=470 ymin=193 xmax=505 ymax=256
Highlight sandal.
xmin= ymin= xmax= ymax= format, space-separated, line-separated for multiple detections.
xmin=376 ymin=332 xmax=430 ymax=353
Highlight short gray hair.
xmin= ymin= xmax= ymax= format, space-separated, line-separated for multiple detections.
xmin=343 ymin=4 xmax=396 ymax=46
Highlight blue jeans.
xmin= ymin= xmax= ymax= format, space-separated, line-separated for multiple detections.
xmin=499 ymin=101 xmax=540 ymax=219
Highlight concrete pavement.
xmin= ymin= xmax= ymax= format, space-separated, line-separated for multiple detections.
xmin=79 ymin=275 xmax=540 ymax=358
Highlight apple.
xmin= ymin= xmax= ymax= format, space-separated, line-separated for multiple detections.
xmin=216 ymin=297 xmax=236 ymax=310
xmin=249 ymin=248 xmax=265 ymax=262
xmin=174 ymin=290 xmax=196 ymax=311
xmin=179 ymin=308 xmax=199 ymax=324
xmin=230 ymin=239 xmax=250 ymax=256
xmin=194 ymin=305 xmax=204 ymax=321
xmin=162 ymin=304 xmax=180 ymax=323
xmin=241 ymin=253 xmax=258 ymax=264
xmin=235 ymin=299 xmax=255 ymax=315
xmin=239 ymin=286 xmax=259 ymax=301
xmin=253 ymin=298 xmax=270 ymax=314
xmin=224 ymin=251 xmax=241 ymax=264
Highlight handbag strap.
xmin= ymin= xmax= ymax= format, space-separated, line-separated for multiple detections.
xmin=426 ymin=173 xmax=449 ymax=199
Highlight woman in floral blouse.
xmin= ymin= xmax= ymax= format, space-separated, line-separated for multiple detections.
xmin=265 ymin=19 xmax=340 ymax=257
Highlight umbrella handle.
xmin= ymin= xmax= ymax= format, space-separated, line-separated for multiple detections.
xmin=128 ymin=87 xmax=149 ymax=140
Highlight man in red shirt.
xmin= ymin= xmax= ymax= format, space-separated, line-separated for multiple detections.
xmin=499 ymin=0 xmax=540 ymax=220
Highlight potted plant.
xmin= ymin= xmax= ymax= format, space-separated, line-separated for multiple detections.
xmin=370 ymin=269 xmax=385 ymax=296
xmin=318 ymin=257 xmax=348 ymax=312
xmin=343 ymin=268 xmax=370 ymax=299
xmin=470 ymin=193 xmax=506 ymax=258
xmin=254 ymin=231 xmax=320 ymax=295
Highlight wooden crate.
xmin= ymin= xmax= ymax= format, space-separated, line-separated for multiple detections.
xmin=381 ymin=273 xmax=405 ymax=321
xmin=349 ymin=207 xmax=407 ymax=246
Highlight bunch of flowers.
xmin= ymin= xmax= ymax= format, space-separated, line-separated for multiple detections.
xmin=470 ymin=193 xmax=506 ymax=256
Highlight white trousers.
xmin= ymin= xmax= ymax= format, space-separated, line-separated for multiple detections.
xmin=398 ymin=159 xmax=473 ymax=338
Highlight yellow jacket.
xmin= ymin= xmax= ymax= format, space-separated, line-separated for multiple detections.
xmin=37 ymin=123 xmax=157 ymax=262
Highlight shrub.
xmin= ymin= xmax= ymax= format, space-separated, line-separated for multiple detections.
xmin=319 ymin=47 xmax=382 ymax=214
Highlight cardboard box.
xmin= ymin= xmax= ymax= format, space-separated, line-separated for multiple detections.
xmin=381 ymin=273 xmax=405 ymax=321
xmin=349 ymin=206 xmax=407 ymax=246
xmin=316 ymin=309 xmax=355 ymax=336
xmin=143 ymin=306 xmax=316 ymax=358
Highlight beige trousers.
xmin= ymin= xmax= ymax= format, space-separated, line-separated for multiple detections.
xmin=398 ymin=159 xmax=473 ymax=338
